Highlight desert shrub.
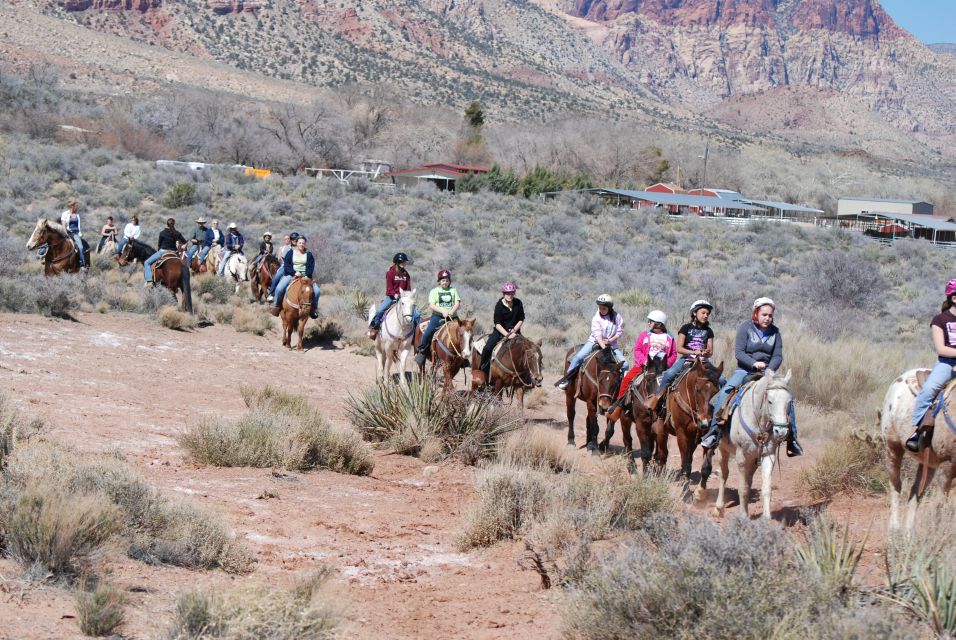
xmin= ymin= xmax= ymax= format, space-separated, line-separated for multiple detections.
xmin=497 ymin=428 xmax=574 ymax=472
xmin=76 ymin=581 xmax=125 ymax=637
xmin=801 ymin=431 xmax=885 ymax=499
xmin=180 ymin=386 xmax=373 ymax=475
xmin=457 ymin=465 xmax=551 ymax=549
xmin=796 ymin=249 xmax=888 ymax=311
xmin=163 ymin=182 xmax=197 ymax=209
xmin=796 ymin=515 xmax=867 ymax=601
xmin=231 ymin=305 xmax=272 ymax=335
xmin=347 ymin=379 xmax=523 ymax=462
xmin=0 ymin=391 xmax=42 ymax=469
xmin=32 ymin=275 xmax=75 ymax=316
xmin=194 ymin=274 xmax=235 ymax=304
xmin=159 ymin=305 xmax=195 ymax=330
xmin=168 ymin=570 xmax=339 ymax=640
xmin=142 ymin=286 xmax=177 ymax=313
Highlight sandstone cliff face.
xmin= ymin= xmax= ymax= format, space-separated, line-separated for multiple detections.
xmin=59 ymin=0 xmax=160 ymax=10
xmin=206 ymin=0 xmax=261 ymax=15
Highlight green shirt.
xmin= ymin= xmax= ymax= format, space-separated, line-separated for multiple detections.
xmin=429 ymin=286 xmax=460 ymax=317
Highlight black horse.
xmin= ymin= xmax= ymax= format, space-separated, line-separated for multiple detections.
xmin=117 ymin=239 xmax=156 ymax=266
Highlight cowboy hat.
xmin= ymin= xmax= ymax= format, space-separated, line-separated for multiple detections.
xmin=195 ymin=216 xmax=208 ymax=223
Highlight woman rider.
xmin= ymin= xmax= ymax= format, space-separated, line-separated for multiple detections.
xmin=606 ymin=309 xmax=676 ymax=421
xmin=701 ymin=297 xmax=802 ymax=457
xmin=479 ymin=282 xmax=525 ymax=380
xmin=555 ymin=294 xmax=628 ymax=390
xmin=905 ymin=279 xmax=956 ymax=452
xmin=269 ymin=236 xmax=320 ymax=320
xmin=414 ymin=269 xmax=461 ymax=366
xmin=367 ymin=252 xmax=420 ymax=340
xmin=648 ymin=299 xmax=723 ymax=410
xmin=59 ymin=198 xmax=86 ymax=270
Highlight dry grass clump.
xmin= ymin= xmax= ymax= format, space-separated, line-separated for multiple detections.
xmin=231 ymin=305 xmax=273 ymax=335
xmin=0 ymin=391 xmax=42 ymax=468
xmin=194 ymin=275 xmax=235 ymax=304
xmin=456 ymin=465 xmax=551 ymax=549
xmin=521 ymin=387 xmax=548 ymax=410
xmin=497 ymin=428 xmax=574 ymax=473
xmin=801 ymin=430 xmax=885 ymax=499
xmin=159 ymin=305 xmax=196 ymax=330
xmin=1 ymin=440 xmax=253 ymax=574
xmin=347 ymin=378 xmax=524 ymax=463
xmin=168 ymin=570 xmax=339 ymax=640
xmin=179 ymin=386 xmax=373 ymax=475
xmin=76 ymin=580 xmax=126 ymax=637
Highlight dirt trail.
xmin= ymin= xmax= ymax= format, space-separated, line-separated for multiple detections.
xmin=0 ymin=311 xmax=890 ymax=639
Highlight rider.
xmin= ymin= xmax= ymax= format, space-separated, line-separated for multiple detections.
xmin=249 ymin=232 xmax=275 ymax=276
xmin=905 ymin=279 xmax=956 ymax=452
xmin=144 ymin=218 xmax=186 ymax=286
xmin=479 ymin=282 xmax=526 ymax=380
xmin=367 ymin=252 xmax=419 ymax=340
xmin=650 ymin=300 xmax=722 ymax=406
xmin=187 ymin=217 xmax=214 ymax=266
xmin=59 ymin=198 xmax=86 ymax=270
xmin=209 ymin=218 xmax=224 ymax=250
xmin=268 ymin=231 xmax=300 ymax=301
xmin=269 ymin=235 xmax=320 ymax=320
xmin=118 ymin=215 xmax=140 ymax=254
xmin=278 ymin=234 xmax=293 ymax=260
xmin=414 ymin=269 xmax=461 ymax=366
xmin=606 ymin=309 xmax=676 ymax=421
xmin=555 ymin=295 xmax=628 ymax=390
xmin=700 ymin=297 xmax=802 ymax=457
xmin=218 ymin=223 xmax=244 ymax=275
xmin=97 ymin=216 xmax=117 ymax=253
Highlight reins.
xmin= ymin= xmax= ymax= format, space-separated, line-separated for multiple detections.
xmin=491 ymin=337 xmax=539 ymax=389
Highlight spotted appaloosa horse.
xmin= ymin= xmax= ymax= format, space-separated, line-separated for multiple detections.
xmin=415 ymin=318 xmax=474 ymax=390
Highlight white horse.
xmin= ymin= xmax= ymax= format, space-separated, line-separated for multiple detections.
xmin=223 ymin=252 xmax=248 ymax=295
xmin=712 ymin=370 xmax=793 ymax=519
xmin=881 ymin=368 xmax=956 ymax=532
xmin=368 ymin=289 xmax=417 ymax=387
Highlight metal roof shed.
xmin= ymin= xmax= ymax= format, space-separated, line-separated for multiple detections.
xmin=837 ymin=211 xmax=956 ymax=244
xmin=740 ymin=199 xmax=824 ymax=219
xmin=578 ymin=188 xmax=767 ymax=212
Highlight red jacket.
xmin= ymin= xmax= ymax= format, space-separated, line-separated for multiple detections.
xmin=385 ymin=265 xmax=412 ymax=298
xmin=632 ymin=330 xmax=678 ymax=370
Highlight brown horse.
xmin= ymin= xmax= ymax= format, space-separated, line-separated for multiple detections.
xmin=416 ymin=318 xmax=475 ymax=390
xmin=117 ymin=243 xmax=193 ymax=313
xmin=564 ymin=345 xmax=622 ymax=453
xmin=613 ymin=355 xmax=668 ymax=470
xmin=26 ymin=218 xmax=89 ymax=276
xmin=280 ymin=276 xmax=313 ymax=351
xmin=656 ymin=357 xmax=723 ymax=481
xmin=251 ymin=254 xmax=281 ymax=303
xmin=470 ymin=334 xmax=544 ymax=406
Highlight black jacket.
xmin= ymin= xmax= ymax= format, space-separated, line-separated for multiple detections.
xmin=493 ymin=298 xmax=525 ymax=332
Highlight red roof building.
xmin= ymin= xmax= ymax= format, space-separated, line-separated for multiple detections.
xmin=645 ymin=182 xmax=686 ymax=212
xmin=385 ymin=163 xmax=489 ymax=192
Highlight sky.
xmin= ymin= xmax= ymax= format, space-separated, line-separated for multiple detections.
xmin=880 ymin=0 xmax=956 ymax=44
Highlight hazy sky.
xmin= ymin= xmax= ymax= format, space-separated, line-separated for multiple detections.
xmin=881 ymin=0 xmax=956 ymax=43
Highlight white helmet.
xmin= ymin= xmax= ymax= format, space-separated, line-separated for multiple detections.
xmin=595 ymin=294 xmax=613 ymax=306
xmin=690 ymin=299 xmax=713 ymax=312
xmin=753 ymin=297 xmax=775 ymax=310
xmin=647 ymin=310 xmax=667 ymax=325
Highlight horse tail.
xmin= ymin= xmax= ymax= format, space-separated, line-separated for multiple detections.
xmin=181 ymin=261 xmax=193 ymax=313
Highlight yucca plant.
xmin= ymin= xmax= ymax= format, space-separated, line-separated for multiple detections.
xmin=796 ymin=514 xmax=867 ymax=601
xmin=910 ymin=563 xmax=956 ymax=637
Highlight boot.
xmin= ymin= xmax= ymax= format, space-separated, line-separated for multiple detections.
xmin=700 ymin=421 xmax=722 ymax=449
xmin=367 ymin=327 xmax=379 ymax=340
xmin=786 ymin=428 xmax=803 ymax=457
xmin=555 ymin=369 xmax=578 ymax=390
xmin=269 ymin=306 xmax=281 ymax=317
xmin=414 ymin=349 xmax=427 ymax=366
xmin=905 ymin=409 xmax=935 ymax=452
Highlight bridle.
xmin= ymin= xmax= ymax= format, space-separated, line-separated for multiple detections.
xmin=284 ymin=277 xmax=313 ymax=312
xmin=382 ymin=298 xmax=415 ymax=340
xmin=491 ymin=337 xmax=542 ymax=389
xmin=669 ymin=364 xmax=718 ymax=431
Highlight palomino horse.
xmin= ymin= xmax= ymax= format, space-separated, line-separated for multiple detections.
xmin=415 ymin=318 xmax=474 ymax=390
xmin=881 ymin=368 xmax=956 ymax=532
xmin=613 ymin=355 xmax=668 ymax=470
xmin=280 ymin=276 xmax=313 ymax=351
xmin=563 ymin=345 xmax=622 ymax=452
xmin=206 ymin=245 xmax=222 ymax=275
xmin=251 ymin=254 xmax=281 ymax=303
xmin=658 ymin=358 xmax=724 ymax=481
xmin=26 ymin=218 xmax=90 ymax=276
xmin=368 ymin=290 xmax=418 ymax=386
xmin=223 ymin=253 xmax=249 ymax=295
xmin=709 ymin=370 xmax=793 ymax=519
xmin=117 ymin=242 xmax=193 ymax=313
xmin=470 ymin=334 xmax=544 ymax=406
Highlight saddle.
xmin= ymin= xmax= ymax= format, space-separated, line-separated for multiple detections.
xmin=714 ymin=375 xmax=763 ymax=426
xmin=472 ymin=334 xmax=509 ymax=359
xmin=150 ymin=252 xmax=180 ymax=282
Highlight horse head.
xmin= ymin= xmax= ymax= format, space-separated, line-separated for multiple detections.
xmin=116 ymin=240 xmax=135 ymax=266
xmin=763 ymin=369 xmax=793 ymax=443
xmin=686 ymin=358 xmax=723 ymax=431
xmin=397 ymin=289 xmax=417 ymax=325
xmin=294 ymin=276 xmax=313 ymax=312
xmin=26 ymin=218 xmax=55 ymax=250
xmin=596 ymin=347 xmax=623 ymax=410
xmin=517 ymin=336 xmax=544 ymax=387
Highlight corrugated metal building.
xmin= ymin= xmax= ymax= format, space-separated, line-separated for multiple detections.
xmin=837 ymin=197 xmax=935 ymax=217
xmin=385 ymin=163 xmax=488 ymax=192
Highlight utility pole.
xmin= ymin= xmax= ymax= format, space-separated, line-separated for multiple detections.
xmin=699 ymin=140 xmax=709 ymax=189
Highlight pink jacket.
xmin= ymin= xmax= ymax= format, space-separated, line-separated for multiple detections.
xmin=632 ymin=330 xmax=677 ymax=370
xmin=589 ymin=311 xmax=624 ymax=347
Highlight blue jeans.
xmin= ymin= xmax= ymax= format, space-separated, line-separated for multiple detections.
xmin=218 ymin=250 xmax=233 ymax=275
xmin=117 ymin=237 xmax=130 ymax=254
xmin=912 ymin=361 xmax=956 ymax=426
xmin=418 ymin=314 xmax=447 ymax=353
xmin=70 ymin=233 xmax=85 ymax=267
xmin=143 ymin=250 xmax=167 ymax=282
xmin=567 ymin=342 xmax=628 ymax=375
xmin=659 ymin=356 xmax=725 ymax=389
xmin=187 ymin=244 xmax=211 ymax=264
xmin=273 ymin=275 xmax=320 ymax=312
xmin=709 ymin=368 xmax=750 ymax=428
xmin=371 ymin=297 xmax=395 ymax=327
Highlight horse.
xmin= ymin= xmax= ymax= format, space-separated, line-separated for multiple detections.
xmin=206 ymin=245 xmax=222 ymax=275
xmin=117 ymin=242 xmax=193 ymax=313
xmin=222 ymin=252 xmax=248 ymax=295
xmin=280 ymin=276 xmax=314 ymax=351
xmin=563 ymin=345 xmax=622 ymax=453
xmin=26 ymin=218 xmax=90 ymax=276
xmin=470 ymin=334 xmax=544 ymax=406
xmin=97 ymin=234 xmax=117 ymax=256
xmin=368 ymin=289 xmax=417 ymax=386
xmin=881 ymin=368 xmax=956 ymax=532
xmin=657 ymin=358 xmax=724 ymax=483
xmin=415 ymin=317 xmax=475 ymax=390
xmin=251 ymin=254 xmax=281 ymax=303
xmin=709 ymin=370 xmax=793 ymax=519
xmin=613 ymin=355 xmax=669 ymax=470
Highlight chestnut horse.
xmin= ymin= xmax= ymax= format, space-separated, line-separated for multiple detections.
xmin=251 ymin=254 xmax=281 ymax=303
xmin=117 ymin=242 xmax=193 ymax=313
xmin=612 ymin=355 xmax=668 ymax=470
xmin=280 ymin=275 xmax=313 ymax=351
xmin=415 ymin=318 xmax=474 ymax=390
xmin=470 ymin=334 xmax=544 ymax=406
xmin=657 ymin=357 xmax=723 ymax=482
xmin=26 ymin=218 xmax=90 ymax=276
xmin=564 ymin=346 xmax=622 ymax=453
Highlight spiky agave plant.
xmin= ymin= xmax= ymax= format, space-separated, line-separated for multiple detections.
xmin=796 ymin=514 xmax=867 ymax=602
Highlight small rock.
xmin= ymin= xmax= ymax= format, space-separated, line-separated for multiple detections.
xmin=422 ymin=465 xmax=438 ymax=477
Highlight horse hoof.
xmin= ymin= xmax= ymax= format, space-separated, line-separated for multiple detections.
xmin=566 ymin=439 xmax=576 ymax=448
xmin=693 ymin=488 xmax=704 ymax=502
xmin=711 ymin=507 xmax=724 ymax=518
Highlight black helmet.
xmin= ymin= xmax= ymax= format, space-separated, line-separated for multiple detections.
xmin=289 ymin=232 xmax=300 ymax=241
xmin=393 ymin=252 xmax=409 ymax=264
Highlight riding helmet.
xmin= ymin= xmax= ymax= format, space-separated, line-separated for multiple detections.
xmin=289 ymin=232 xmax=300 ymax=242
xmin=501 ymin=282 xmax=517 ymax=294
xmin=752 ymin=297 xmax=775 ymax=310
xmin=595 ymin=294 xmax=613 ymax=307
xmin=690 ymin=299 xmax=713 ymax=313
xmin=946 ymin=279 xmax=956 ymax=297
xmin=437 ymin=269 xmax=451 ymax=281
xmin=263 ymin=231 xmax=272 ymax=238
xmin=647 ymin=309 xmax=667 ymax=325
xmin=393 ymin=252 xmax=409 ymax=264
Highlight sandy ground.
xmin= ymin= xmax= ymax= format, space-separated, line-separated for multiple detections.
xmin=0 ymin=311 xmax=891 ymax=639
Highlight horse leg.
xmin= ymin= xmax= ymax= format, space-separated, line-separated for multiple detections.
xmin=739 ymin=455 xmax=756 ymax=519
xmin=283 ymin=317 xmax=293 ymax=348
xmin=886 ymin=443 xmax=904 ymax=531
xmin=297 ymin=315 xmax=306 ymax=351
xmin=515 ymin=386 xmax=525 ymax=410
xmin=600 ymin=417 xmax=615 ymax=453
xmin=653 ymin=418 xmax=668 ymax=469
xmin=675 ymin=427 xmax=691 ymax=481
xmin=905 ymin=463 xmax=937 ymax=533
xmin=712 ymin=445 xmax=731 ymax=518
xmin=760 ymin=453 xmax=775 ymax=520
xmin=694 ymin=449 xmax=714 ymax=503
xmin=586 ymin=404 xmax=599 ymax=454
xmin=620 ymin=414 xmax=633 ymax=453
xmin=375 ymin=342 xmax=387 ymax=383
xmin=566 ymin=392 xmax=576 ymax=446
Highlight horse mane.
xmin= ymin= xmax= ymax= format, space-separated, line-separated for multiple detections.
xmin=598 ymin=346 xmax=617 ymax=368
xmin=44 ymin=219 xmax=68 ymax=238
xmin=765 ymin=374 xmax=791 ymax=392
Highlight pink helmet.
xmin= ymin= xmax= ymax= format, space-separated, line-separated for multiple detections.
xmin=946 ymin=279 xmax=956 ymax=297
xmin=501 ymin=282 xmax=517 ymax=294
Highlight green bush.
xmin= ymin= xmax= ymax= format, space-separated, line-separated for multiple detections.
xmin=163 ymin=182 xmax=197 ymax=209
xmin=76 ymin=581 xmax=125 ymax=637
